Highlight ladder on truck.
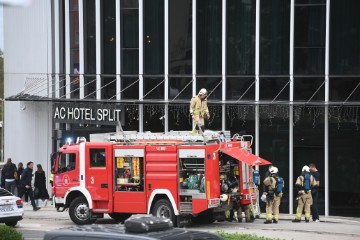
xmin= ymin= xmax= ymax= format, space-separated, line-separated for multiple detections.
xmin=90 ymin=130 xmax=232 ymax=145
xmin=236 ymin=135 xmax=261 ymax=218
xmin=247 ymin=181 xmax=261 ymax=218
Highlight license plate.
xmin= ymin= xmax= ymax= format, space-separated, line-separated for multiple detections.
xmin=0 ymin=206 xmax=14 ymax=212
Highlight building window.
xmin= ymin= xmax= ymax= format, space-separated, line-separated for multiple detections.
xmin=260 ymin=0 xmax=290 ymax=75
xmin=294 ymin=1 xmax=326 ymax=75
xmin=84 ymin=0 xmax=96 ymax=74
xmin=121 ymin=1 xmax=139 ymax=74
xmin=330 ymin=0 xmax=360 ymax=75
xmin=226 ymin=77 xmax=255 ymax=101
xmin=226 ymin=0 xmax=255 ymax=75
xmin=260 ymin=77 xmax=289 ymax=101
xmin=197 ymin=0 xmax=222 ymax=75
xmin=169 ymin=0 xmax=192 ymax=75
xmin=144 ymin=0 xmax=164 ymax=74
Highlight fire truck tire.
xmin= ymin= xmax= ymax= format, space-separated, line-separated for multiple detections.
xmin=152 ymin=199 xmax=176 ymax=226
xmin=108 ymin=213 xmax=132 ymax=223
xmin=69 ymin=196 xmax=95 ymax=225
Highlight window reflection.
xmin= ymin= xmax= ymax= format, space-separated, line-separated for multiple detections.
xmin=70 ymin=0 xmax=79 ymax=99
xmin=294 ymin=78 xmax=325 ymax=101
xmin=329 ymin=107 xmax=360 ymax=216
xmin=294 ymin=3 xmax=325 ymax=75
xmin=226 ymin=0 xmax=255 ymax=75
xmin=121 ymin=2 xmax=139 ymax=74
xmin=330 ymin=0 xmax=360 ymax=74
xmin=259 ymin=109 xmax=289 ymax=213
xmin=144 ymin=0 xmax=164 ymax=74
xmin=260 ymin=77 xmax=289 ymax=101
xmin=143 ymin=77 xmax=164 ymax=99
xmin=226 ymin=77 xmax=255 ymax=101
xmin=168 ymin=77 xmax=192 ymax=100
xmin=197 ymin=0 xmax=222 ymax=75
xmin=169 ymin=0 xmax=192 ymax=75
xmin=260 ymin=0 xmax=290 ymax=75
xmin=330 ymin=78 xmax=360 ymax=102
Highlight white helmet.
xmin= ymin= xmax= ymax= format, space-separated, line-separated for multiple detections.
xmin=198 ymin=88 xmax=208 ymax=96
xmin=269 ymin=166 xmax=278 ymax=174
xmin=302 ymin=165 xmax=310 ymax=172
xmin=220 ymin=194 xmax=228 ymax=202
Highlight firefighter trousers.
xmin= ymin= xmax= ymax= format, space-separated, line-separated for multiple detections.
xmin=265 ymin=195 xmax=281 ymax=221
xmin=238 ymin=204 xmax=252 ymax=222
xmin=295 ymin=192 xmax=313 ymax=220
xmin=191 ymin=115 xmax=205 ymax=134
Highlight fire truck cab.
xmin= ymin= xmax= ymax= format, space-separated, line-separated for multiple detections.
xmin=51 ymin=131 xmax=270 ymax=225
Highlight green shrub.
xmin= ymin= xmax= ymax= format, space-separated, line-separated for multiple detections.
xmin=0 ymin=225 xmax=24 ymax=240
xmin=216 ymin=230 xmax=276 ymax=240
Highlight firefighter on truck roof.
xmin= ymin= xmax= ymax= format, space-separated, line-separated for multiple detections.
xmin=190 ymin=88 xmax=210 ymax=134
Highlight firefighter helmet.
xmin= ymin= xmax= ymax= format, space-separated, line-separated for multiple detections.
xmin=198 ymin=88 xmax=208 ymax=96
xmin=302 ymin=165 xmax=310 ymax=172
xmin=269 ymin=166 xmax=278 ymax=174
xmin=220 ymin=194 xmax=228 ymax=202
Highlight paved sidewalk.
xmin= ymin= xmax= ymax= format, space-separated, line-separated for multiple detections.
xmin=20 ymin=202 xmax=360 ymax=240
xmin=23 ymin=203 xmax=360 ymax=224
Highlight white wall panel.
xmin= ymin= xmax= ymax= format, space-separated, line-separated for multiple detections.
xmin=3 ymin=0 xmax=53 ymax=183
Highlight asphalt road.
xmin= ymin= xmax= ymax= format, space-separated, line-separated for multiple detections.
xmin=9 ymin=203 xmax=360 ymax=240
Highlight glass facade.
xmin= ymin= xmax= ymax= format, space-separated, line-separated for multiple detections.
xmin=51 ymin=0 xmax=360 ymax=217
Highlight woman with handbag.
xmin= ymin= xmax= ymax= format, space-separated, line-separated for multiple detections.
xmin=34 ymin=164 xmax=50 ymax=207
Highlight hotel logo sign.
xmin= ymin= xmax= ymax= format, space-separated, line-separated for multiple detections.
xmin=53 ymin=103 xmax=122 ymax=125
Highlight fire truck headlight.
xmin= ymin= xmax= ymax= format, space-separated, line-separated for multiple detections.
xmin=66 ymin=137 xmax=73 ymax=145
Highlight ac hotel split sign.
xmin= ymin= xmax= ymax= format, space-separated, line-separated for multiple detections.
xmin=53 ymin=103 xmax=121 ymax=125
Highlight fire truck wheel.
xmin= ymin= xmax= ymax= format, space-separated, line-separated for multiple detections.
xmin=69 ymin=196 xmax=95 ymax=225
xmin=108 ymin=213 xmax=132 ymax=223
xmin=152 ymin=199 xmax=176 ymax=226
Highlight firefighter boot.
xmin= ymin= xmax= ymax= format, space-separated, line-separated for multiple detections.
xmin=292 ymin=219 xmax=301 ymax=223
xmin=264 ymin=220 xmax=272 ymax=224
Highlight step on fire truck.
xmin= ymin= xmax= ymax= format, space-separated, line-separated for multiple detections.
xmin=51 ymin=130 xmax=271 ymax=225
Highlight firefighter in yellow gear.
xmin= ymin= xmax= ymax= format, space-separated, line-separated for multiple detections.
xmin=237 ymin=203 xmax=253 ymax=222
xmin=263 ymin=166 xmax=283 ymax=224
xmin=293 ymin=165 xmax=317 ymax=222
xmin=190 ymin=88 xmax=210 ymax=134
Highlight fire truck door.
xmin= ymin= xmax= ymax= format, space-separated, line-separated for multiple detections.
xmin=85 ymin=146 xmax=111 ymax=210
xmin=113 ymin=148 xmax=146 ymax=213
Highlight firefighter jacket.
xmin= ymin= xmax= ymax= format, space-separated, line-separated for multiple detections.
xmin=190 ymin=96 xmax=209 ymax=118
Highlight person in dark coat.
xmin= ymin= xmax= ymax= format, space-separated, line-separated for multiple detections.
xmin=1 ymin=158 xmax=17 ymax=194
xmin=18 ymin=161 xmax=40 ymax=211
xmin=17 ymin=162 xmax=29 ymax=204
xmin=34 ymin=164 xmax=50 ymax=207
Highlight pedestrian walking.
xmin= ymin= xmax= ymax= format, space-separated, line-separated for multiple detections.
xmin=309 ymin=163 xmax=320 ymax=222
xmin=1 ymin=158 xmax=17 ymax=194
xmin=190 ymin=88 xmax=210 ymax=134
xmin=17 ymin=162 xmax=29 ymax=204
xmin=34 ymin=164 xmax=50 ymax=207
xmin=18 ymin=161 xmax=41 ymax=211
xmin=293 ymin=165 xmax=317 ymax=222
xmin=263 ymin=166 xmax=284 ymax=224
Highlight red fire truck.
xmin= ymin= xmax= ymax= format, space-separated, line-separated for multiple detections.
xmin=51 ymin=131 xmax=270 ymax=225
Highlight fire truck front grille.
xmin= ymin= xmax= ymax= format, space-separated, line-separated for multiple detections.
xmin=180 ymin=202 xmax=192 ymax=213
